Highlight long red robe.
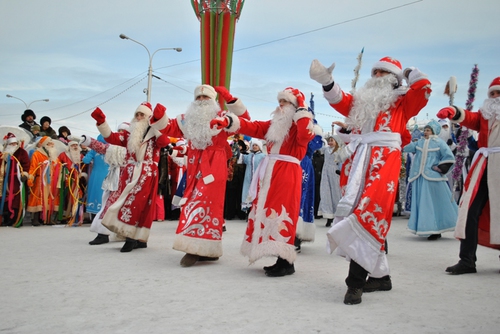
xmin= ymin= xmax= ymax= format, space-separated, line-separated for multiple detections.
xmin=235 ymin=109 xmax=314 ymax=264
xmin=324 ymin=77 xmax=431 ymax=277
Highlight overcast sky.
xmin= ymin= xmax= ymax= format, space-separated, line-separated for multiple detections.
xmin=1 ymin=0 xmax=499 ymax=137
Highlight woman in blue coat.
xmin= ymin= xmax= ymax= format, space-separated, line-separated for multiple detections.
xmin=403 ymin=120 xmax=458 ymax=240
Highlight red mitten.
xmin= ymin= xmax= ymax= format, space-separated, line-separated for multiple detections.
xmin=91 ymin=107 xmax=106 ymax=125
xmin=152 ymin=103 xmax=166 ymax=122
xmin=214 ymin=86 xmax=235 ymax=102
xmin=436 ymin=106 xmax=455 ymax=119
xmin=210 ymin=116 xmax=229 ymax=129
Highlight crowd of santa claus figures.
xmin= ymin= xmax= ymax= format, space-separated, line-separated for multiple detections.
xmin=0 ymin=102 xmax=477 ymax=242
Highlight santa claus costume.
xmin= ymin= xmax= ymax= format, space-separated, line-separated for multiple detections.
xmin=438 ymin=77 xmax=500 ymax=274
xmin=160 ymin=84 xmax=249 ymax=267
xmin=58 ymin=140 xmax=87 ymax=226
xmin=219 ymin=87 xmax=315 ymax=277
xmin=92 ymin=102 xmax=171 ymax=252
xmin=310 ymin=56 xmax=431 ymax=304
xmin=0 ymin=133 xmax=30 ymax=227
xmin=26 ymin=136 xmax=61 ymax=226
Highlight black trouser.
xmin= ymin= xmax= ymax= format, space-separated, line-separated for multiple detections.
xmin=459 ymin=169 xmax=489 ymax=268
xmin=345 ymin=259 xmax=368 ymax=289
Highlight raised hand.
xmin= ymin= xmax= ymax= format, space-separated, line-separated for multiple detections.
xmin=91 ymin=107 xmax=106 ymax=125
xmin=309 ymin=59 xmax=335 ymax=86
xmin=153 ymin=103 xmax=167 ymax=121
xmin=210 ymin=116 xmax=229 ymax=129
xmin=437 ymin=106 xmax=455 ymax=119
xmin=214 ymin=86 xmax=236 ymax=103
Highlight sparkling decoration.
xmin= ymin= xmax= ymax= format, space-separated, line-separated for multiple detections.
xmin=451 ymin=64 xmax=479 ymax=182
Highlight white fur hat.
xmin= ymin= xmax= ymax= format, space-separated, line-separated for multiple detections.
xmin=250 ymin=139 xmax=263 ymax=152
xmin=277 ymin=87 xmax=306 ymax=108
xmin=194 ymin=84 xmax=217 ymax=100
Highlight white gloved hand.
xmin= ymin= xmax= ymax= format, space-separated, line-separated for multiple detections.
xmin=309 ymin=59 xmax=335 ymax=86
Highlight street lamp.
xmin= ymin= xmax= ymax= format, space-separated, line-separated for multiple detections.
xmin=119 ymin=34 xmax=182 ymax=102
xmin=6 ymin=94 xmax=49 ymax=109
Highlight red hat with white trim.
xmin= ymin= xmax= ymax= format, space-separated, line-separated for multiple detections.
xmin=3 ymin=132 xmax=18 ymax=144
xmin=372 ymin=56 xmax=403 ymax=83
xmin=135 ymin=102 xmax=153 ymax=118
xmin=488 ymin=77 xmax=500 ymax=97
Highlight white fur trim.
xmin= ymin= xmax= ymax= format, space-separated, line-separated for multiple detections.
xmin=277 ymin=90 xmax=297 ymax=107
xmin=97 ymin=122 xmax=112 ymax=138
xmin=298 ymin=220 xmax=316 ymax=242
xmin=226 ymin=112 xmax=241 ymax=132
xmin=173 ymin=233 xmax=223 ymax=257
xmin=323 ymin=82 xmax=343 ymax=104
xmin=313 ymin=124 xmax=323 ymax=136
xmin=293 ymin=108 xmax=312 ymax=122
xmin=226 ymin=98 xmax=247 ymax=116
xmin=149 ymin=111 xmax=169 ymax=131
xmin=194 ymin=84 xmax=217 ymax=100
xmin=203 ymin=174 xmax=214 ymax=184
xmin=80 ymin=172 xmax=88 ymax=180
xmin=178 ymin=197 xmax=187 ymax=206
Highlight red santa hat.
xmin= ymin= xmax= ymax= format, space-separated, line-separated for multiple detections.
xmin=67 ymin=140 xmax=79 ymax=147
xmin=488 ymin=77 xmax=500 ymax=97
xmin=117 ymin=122 xmax=130 ymax=132
xmin=371 ymin=56 xmax=403 ymax=83
xmin=194 ymin=84 xmax=217 ymax=100
xmin=135 ymin=102 xmax=153 ymax=118
xmin=3 ymin=132 xmax=18 ymax=145
xmin=277 ymin=87 xmax=307 ymax=108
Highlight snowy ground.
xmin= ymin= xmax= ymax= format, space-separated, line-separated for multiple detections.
xmin=1 ymin=215 xmax=499 ymax=334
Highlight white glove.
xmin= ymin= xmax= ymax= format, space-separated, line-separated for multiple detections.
xmin=79 ymin=135 xmax=92 ymax=147
xmin=309 ymin=59 xmax=335 ymax=86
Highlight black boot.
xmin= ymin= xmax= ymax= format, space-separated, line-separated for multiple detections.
xmin=32 ymin=212 xmax=41 ymax=226
xmin=134 ymin=240 xmax=147 ymax=249
xmin=325 ymin=218 xmax=333 ymax=227
xmin=120 ymin=238 xmax=137 ymax=252
xmin=294 ymin=237 xmax=302 ymax=253
xmin=427 ymin=234 xmax=442 ymax=240
xmin=263 ymin=257 xmax=280 ymax=272
xmin=265 ymin=257 xmax=295 ymax=277
xmin=89 ymin=234 xmax=109 ymax=245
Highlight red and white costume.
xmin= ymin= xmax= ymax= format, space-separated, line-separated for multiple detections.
xmin=95 ymin=103 xmax=170 ymax=242
xmin=323 ymin=60 xmax=431 ymax=277
xmin=163 ymin=86 xmax=249 ymax=258
xmin=228 ymin=88 xmax=315 ymax=264
xmin=451 ymin=96 xmax=500 ymax=249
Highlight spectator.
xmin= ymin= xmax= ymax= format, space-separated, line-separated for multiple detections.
xmin=39 ymin=116 xmax=58 ymax=139
xmin=19 ymin=109 xmax=40 ymax=136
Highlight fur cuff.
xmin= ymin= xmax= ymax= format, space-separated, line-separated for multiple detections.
xmin=149 ymin=112 xmax=169 ymax=131
xmin=22 ymin=171 xmax=29 ymax=178
xmin=323 ymin=82 xmax=343 ymax=104
xmin=226 ymin=113 xmax=241 ymax=132
xmin=452 ymin=106 xmax=465 ymax=123
xmin=293 ymin=108 xmax=312 ymax=123
xmin=226 ymin=98 xmax=247 ymax=116
xmin=97 ymin=122 xmax=112 ymax=138
xmin=313 ymin=124 xmax=323 ymax=136
xmin=80 ymin=172 xmax=88 ymax=180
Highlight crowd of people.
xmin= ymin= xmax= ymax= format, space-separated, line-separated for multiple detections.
xmin=1 ymin=57 xmax=499 ymax=306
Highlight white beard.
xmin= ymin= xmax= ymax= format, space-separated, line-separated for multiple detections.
xmin=480 ymin=97 xmax=500 ymax=121
xmin=183 ymin=99 xmax=221 ymax=150
xmin=265 ymin=104 xmax=295 ymax=145
xmin=346 ymin=75 xmax=400 ymax=132
xmin=43 ymin=146 xmax=58 ymax=161
xmin=127 ymin=117 xmax=149 ymax=154
xmin=2 ymin=144 xmax=18 ymax=157
xmin=438 ymin=127 xmax=450 ymax=142
xmin=67 ymin=147 xmax=82 ymax=164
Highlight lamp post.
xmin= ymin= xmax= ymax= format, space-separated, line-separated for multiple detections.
xmin=119 ymin=34 xmax=182 ymax=103
xmin=6 ymin=94 xmax=49 ymax=109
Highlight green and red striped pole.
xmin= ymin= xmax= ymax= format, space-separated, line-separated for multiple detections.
xmin=191 ymin=0 xmax=245 ymax=110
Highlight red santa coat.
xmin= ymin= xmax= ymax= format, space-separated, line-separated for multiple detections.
xmin=96 ymin=117 xmax=170 ymax=242
xmin=452 ymin=108 xmax=500 ymax=249
xmin=325 ymin=77 xmax=431 ymax=276
xmin=57 ymin=151 xmax=87 ymax=225
xmin=232 ymin=109 xmax=314 ymax=264
xmin=163 ymin=99 xmax=248 ymax=258
xmin=1 ymin=147 xmax=30 ymax=211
